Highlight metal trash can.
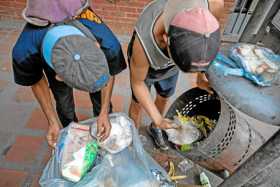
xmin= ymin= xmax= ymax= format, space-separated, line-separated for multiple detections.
xmin=206 ymin=42 xmax=280 ymax=185
xmin=165 ymin=88 xmax=265 ymax=173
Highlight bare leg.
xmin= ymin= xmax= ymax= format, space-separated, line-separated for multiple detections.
xmin=129 ymin=99 xmax=142 ymax=129
xmin=154 ymin=94 xmax=169 ymax=115
xmin=146 ymin=94 xmax=170 ymax=150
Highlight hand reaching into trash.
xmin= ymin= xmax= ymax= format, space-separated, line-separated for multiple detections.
xmin=196 ymin=72 xmax=213 ymax=94
xmin=46 ymin=121 xmax=61 ymax=149
xmin=155 ymin=118 xmax=180 ymax=129
xmin=97 ymin=113 xmax=112 ymax=142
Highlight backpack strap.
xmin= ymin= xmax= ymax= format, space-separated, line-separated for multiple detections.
xmin=67 ymin=19 xmax=98 ymax=43
xmin=75 ymin=0 xmax=90 ymax=16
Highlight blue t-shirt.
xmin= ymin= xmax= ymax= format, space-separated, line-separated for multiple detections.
xmin=12 ymin=19 xmax=126 ymax=86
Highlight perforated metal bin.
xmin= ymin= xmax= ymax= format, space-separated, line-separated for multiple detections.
xmin=165 ymin=88 xmax=264 ymax=173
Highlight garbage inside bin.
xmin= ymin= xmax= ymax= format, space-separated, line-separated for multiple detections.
xmin=90 ymin=113 xmax=133 ymax=154
xmin=60 ymin=122 xmax=99 ymax=182
xmin=165 ymin=87 xmax=264 ymax=172
xmin=165 ymin=115 xmax=201 ymax=145
xmin=165 ymin=88 xmax=220 ymax=154
xmin=165 ymin=112 xmax=216 ymax=152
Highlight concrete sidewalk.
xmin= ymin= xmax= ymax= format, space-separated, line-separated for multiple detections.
xmin=0 ymin=21 xmax=197 ymax=187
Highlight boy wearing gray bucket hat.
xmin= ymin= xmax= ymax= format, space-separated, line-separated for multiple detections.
xmin=128 ymin=0 xmax=223 ymax=150
xmin=12 ymin=0 xmax=126 ymax=148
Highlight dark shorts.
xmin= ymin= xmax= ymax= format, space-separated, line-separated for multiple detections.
xmin=131 ymin=73 xmax=179 ymax=102
xmin=127 ymin=31 xmax=179 ymax=102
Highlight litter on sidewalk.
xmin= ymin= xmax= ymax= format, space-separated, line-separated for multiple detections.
xmin=39 ymin=113 xmax=175 ymax=187
xmin=168 ymin=161 xmax=187 ymax=182
xmin=200 ymin=172 xmax=211 ymax=187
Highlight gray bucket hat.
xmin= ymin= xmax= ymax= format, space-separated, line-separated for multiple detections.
xmin=42 ymin=20 xmax=110 ymax=93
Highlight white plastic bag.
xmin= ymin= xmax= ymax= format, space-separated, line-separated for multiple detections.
xmin=60 ymin=122 xmax=98 ymax=182
xmin=165 ymin=116 xmax=201 ymax=145
xmin=229 ymin=44 xmax=280 ymax=86
xmin=39 ymin=113 xmax=174 ymax=187
xmin=90 ymin=113 xmax=133 ymax=154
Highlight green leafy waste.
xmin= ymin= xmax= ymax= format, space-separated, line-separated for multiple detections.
xmin=180 ymin=144 xmax=192 ymax=152
xmin=176 ymin=111 xmax=216 ymax=152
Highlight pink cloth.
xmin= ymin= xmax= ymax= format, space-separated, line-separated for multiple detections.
xmin=23 ymin=0 xmax=88 ymax=25
xmin=170 ymin=7 xmax=219 ymax=34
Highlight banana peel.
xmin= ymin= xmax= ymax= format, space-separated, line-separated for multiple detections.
xmin=171 ymin=175 xmax=188 ymax=181
xmin=168 ymin=161 xmax=175 ymax=176
xmin=168 ymin=161 xmax=187 ymax=182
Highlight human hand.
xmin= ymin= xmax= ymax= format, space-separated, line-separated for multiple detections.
xmin=46 ymin=121 xmax=61 ymax=149
xmin=155 ymin=118 xmax=180 ymax=129
xmin=97 ymin=113 xmax=111 ymax=142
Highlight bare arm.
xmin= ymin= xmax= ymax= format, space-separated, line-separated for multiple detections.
xmin=130 ymin=36 xmax=174 ymax=128
xmin=97 ymin=76 xmax=115 ymax=141
xmin=209 ymin=0 xmax=224 ymax=21
xmin=196 ymin=72 xmax=213 ymax=94
xmin=100 ymin=76 xmax=115 ymax=115
xmin=31 ymin=75 xmax=61 ymax=148
xmin=130 ymin=36 xmax=163 ymax=126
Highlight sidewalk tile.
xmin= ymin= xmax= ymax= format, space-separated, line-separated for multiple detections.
xmin=25 ymin=108 xmax=48 ymax=131
xmin=74 ymin=90 xmax=92 ymax=109
xmin=15 ymin=86 xmax=35 ymax=103
xmin=112 ymin=95 xmax=124 ymax=112
xmin=0 ymin=168 xmax=27 ymax=187
xmin=152 ymin=152 xmax=177 ymax=168
xmin=31 ymin=174 xmax=40 ymax=187
xmin=5 ymin=135 xmax=45 ymax=165
xmin=0 ymin=61 xmax=11 ymax=72
xmin=0 ymin=80 xmax=8 ymax=92
xmin=41 ymin=147 xmax=52 ymax=166
xmin=0 ymin=41 xmax=13 ymax=54
xmin=115 ymin=72 xmax=129 ymax=87
xmin=121 ymin=43 xmax=128 ymax=61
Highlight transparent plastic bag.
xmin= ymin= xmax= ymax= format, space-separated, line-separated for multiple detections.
xmin=229 ymin=43 xmax=280 ymax=86
xmin=165 ymin=116 xmax=201 ymax=145
xmin=39 ymin=127 xmax=75 ymax=187
xmin=60 ymin=122 xmax=98 ymax=182
xmin=90 ymin=113 xmax=133 ymax=154
xmin=39 ymin=113 xmax=174 ymax=187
